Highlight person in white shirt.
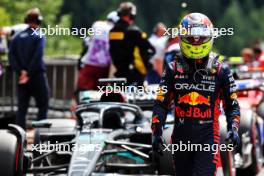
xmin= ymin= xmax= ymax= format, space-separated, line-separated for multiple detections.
xmin=77 ymin=11 xmax=119 ymax=90
xmin=146 ymin=23 xmax=168 ymax=84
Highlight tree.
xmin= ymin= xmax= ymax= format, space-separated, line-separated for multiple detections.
xmin=215 ymin=0 xmax=248 ymax=56
xmin=0 ymin=7 xmax=11 ymax=26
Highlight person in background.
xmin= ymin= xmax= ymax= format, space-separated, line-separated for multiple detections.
xmin=8 ymin=8 xmax=50 ymax=129
xmin=76 ymin=11 xmax=119 ymax=91
xmin=235 ymin=48 xmax=256 ymax=73
xmin=109 ymin=2 xmax=155 ymax=85
xmin=241 ymin=47 xmax=260 ymax=68
xmin=0 ymin=28 xmax=8 ymax=77
xmin=77 ymin=36 xmax=90 ymax=70
xmin=241 ymin=48 xmax=254 ymax=64
xmin=252 ymin=40 xmax=264 ymax=67
xmin=146 ymin=23 xmax=168 ymax=84
xmin=0 ymin=28 xmax=8 ymax=56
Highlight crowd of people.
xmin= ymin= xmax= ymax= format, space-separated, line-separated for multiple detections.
xmin=0 ymin=2 xmax=171 ymax=130
xmin=76 ymin=2 xmax=181 ymax=90
xmin=77 ymin=2 xmax=156 ymax=89
xmin=1 ymin=3 xmax=263 ymax=96
xmin=76 ymin=3 xmax=264 ymax=92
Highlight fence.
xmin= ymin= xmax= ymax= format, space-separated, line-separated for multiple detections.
xmin=0 ymin=57 xmax=79 ymax=111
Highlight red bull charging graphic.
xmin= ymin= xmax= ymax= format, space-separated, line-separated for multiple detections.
xmin=178 ymin=92 xmax=210 ymax=106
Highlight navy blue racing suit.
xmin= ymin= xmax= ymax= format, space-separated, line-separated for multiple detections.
xmin=151 ymin=51 xmax=240 ymax=176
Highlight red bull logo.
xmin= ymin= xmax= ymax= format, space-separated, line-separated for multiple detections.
xmin=178 ymin=92 xmax=210 ymax=106
xmin=175 ymin=106 xmax=211 ymax=118
xmin=152 ymin=116 xmax=160 ymax=124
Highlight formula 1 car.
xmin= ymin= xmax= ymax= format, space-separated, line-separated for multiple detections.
xmin=1 ymin=77 xmax=264 ymax=176
xmin=0 ymin=78 xmax=174 ymax=176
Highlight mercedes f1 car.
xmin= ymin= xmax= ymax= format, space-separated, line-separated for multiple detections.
xmin=0 ymin=79 xmax=174 ymax=176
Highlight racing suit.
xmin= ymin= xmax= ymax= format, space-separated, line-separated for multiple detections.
xmin=109 ymin=19 xmax=155 ymax=85
xmin=151 ymin=51 xmax=240 ymax=176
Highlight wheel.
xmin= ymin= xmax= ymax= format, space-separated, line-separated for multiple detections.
xmin=0 ymin=130 xmax=20 ymax=176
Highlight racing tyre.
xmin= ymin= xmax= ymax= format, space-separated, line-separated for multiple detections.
xmin=0 ymin=130 xmax=21 ymax=176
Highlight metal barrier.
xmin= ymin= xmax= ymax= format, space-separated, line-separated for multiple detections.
xmin=0 ymin=57 xmax=79 ymax=111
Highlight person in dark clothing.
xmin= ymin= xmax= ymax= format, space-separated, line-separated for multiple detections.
xmin=146 ymin=23 xmax=168 ymax=84
xmin=8 ymin=8 xmax=49 ymax=129
xmin=109 ymin=2 xmax=155 ymax=85
xmin=151 ymin=13 xmax=240 ymax=176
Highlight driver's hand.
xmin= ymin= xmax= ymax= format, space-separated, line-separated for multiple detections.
xmin=152 ymin=135 xmax=165 ymax=155
xmin=225 ymin=127 xmax=240 ymax=149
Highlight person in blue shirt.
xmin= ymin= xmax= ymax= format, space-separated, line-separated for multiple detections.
xmin=8 ymin=8 xmax=49 ymax=129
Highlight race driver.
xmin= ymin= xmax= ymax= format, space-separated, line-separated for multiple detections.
xmin=151 ymin=13 xmax=240 ymax=176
